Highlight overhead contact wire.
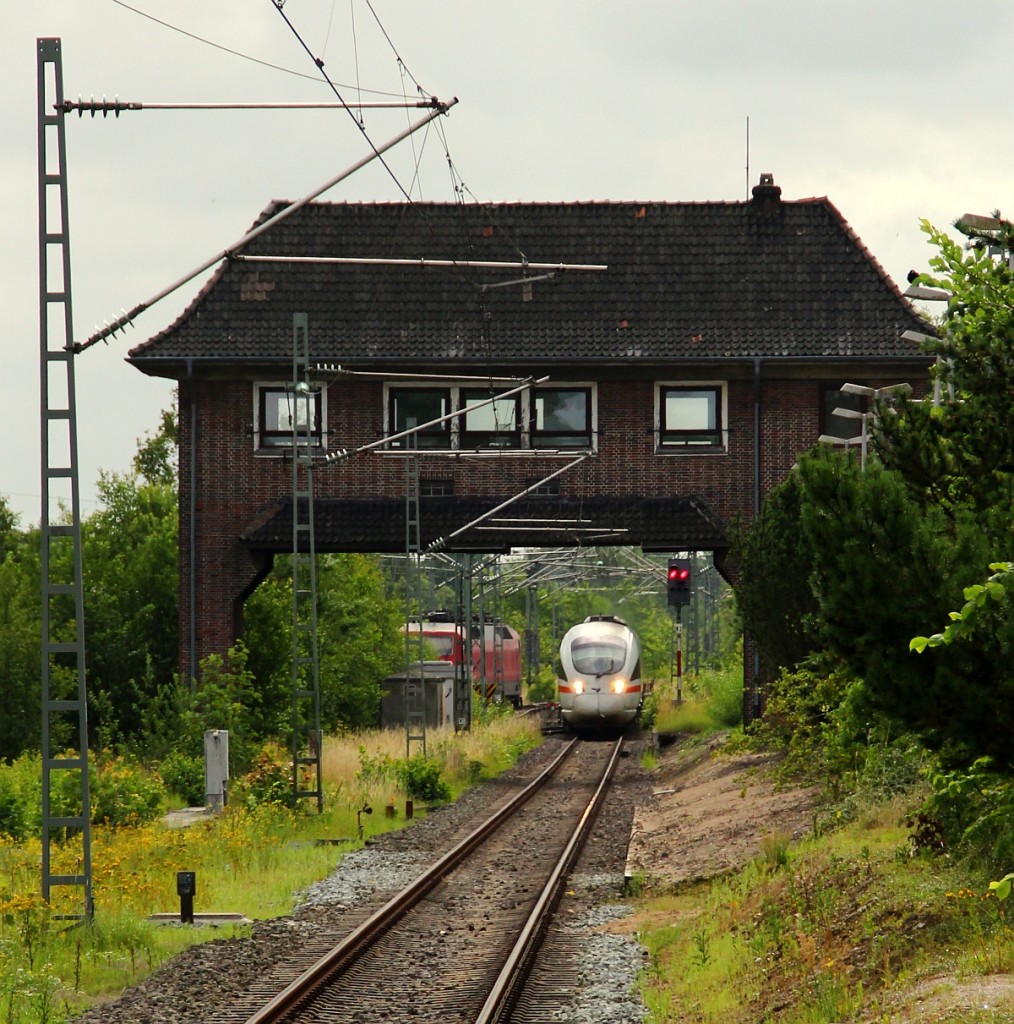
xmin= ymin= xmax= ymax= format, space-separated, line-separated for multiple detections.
xmin=363 ymin=0 xmax=426 ymax=96
xmin=107 ymin=0 xmax=401 ymax=94
xmin=269 ymin=0 xmax=420 ymax=207
xmin=268 ymin=0 xmax=537 ymax=378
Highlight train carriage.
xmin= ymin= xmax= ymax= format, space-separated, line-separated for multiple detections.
xmin=556 ymin=615 xmax=643 ymax=731
xmin=403 ymin=614 xmax=522 ymax=707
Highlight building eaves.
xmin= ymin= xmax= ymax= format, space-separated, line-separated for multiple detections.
xmin=128 ymin=191 xmax=936 ymax=377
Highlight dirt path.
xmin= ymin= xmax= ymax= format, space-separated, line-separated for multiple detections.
xmin=624 ymin=732 xmax=819 ymax=885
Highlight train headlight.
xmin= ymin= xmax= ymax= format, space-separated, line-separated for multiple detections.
xmin=572 ymin=680 xmax=585 ymax=695
xmin=610 ymin=678 xmax=627 ymax=694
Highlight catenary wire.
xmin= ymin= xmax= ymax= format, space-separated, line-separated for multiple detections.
xmin=322 ymin=0 xmax=338 ymax=63
xmin=268 ymin=0 xmax=422 ymax=208
xmin=106 ymin=0 xmax=408 ymax=96
xmin=267 ymin=0 xmax=514 ymax=323
xmin=349 ymin=0 xmax=364 ymax=126
xmin=272 ymin=2 xmax=574 ymax=394
xmin=362 ymin=0 xmax=426 ymax=97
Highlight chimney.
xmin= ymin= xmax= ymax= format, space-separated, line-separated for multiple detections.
xmin=751 ymin=172 xmax=782 ymax=212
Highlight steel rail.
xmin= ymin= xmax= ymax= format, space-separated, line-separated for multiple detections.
xmin=474 ymin=736 xmax=625 ymax=1023
xmin=242 ymin=737 xmax=579 ymax=1024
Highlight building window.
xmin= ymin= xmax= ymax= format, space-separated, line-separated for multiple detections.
xmin=256 ymin=385 xmax=323 ymax=449
xmin=460 ymin=389 xmax=521 ymax=448
xmin=532 ymin=387 xmax=592 ymax=448
xmin=382 ymin=380 xmax=596 ymax=452
xmin=820 ymin=382 xmax=864 ymax=441
xmin=420 ymin=478 xmax=455 ymax=497
xmin=658 ymin=384 xmax=724 ymax=449
xmin=388 ymin=388 xmax=451 ymax=449
xmin=525 ymin=476 xmax=561 ymax=496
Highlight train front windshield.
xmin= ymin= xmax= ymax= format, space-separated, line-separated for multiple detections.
xmin=420 ymin=634 xmax=456 ymax=660
xmin=571 ymin=638 xmax=627 ymax=676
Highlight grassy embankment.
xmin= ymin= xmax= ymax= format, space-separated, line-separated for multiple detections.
xmin=633 ymin=668 xmax=1014 ymax=1023
xmin=0 ymin=711 xmax=540 ymax=1023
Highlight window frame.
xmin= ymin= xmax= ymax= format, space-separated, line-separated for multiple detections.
xmin=420 ymin=477 xmax=455 ymax=497
xmin=530 ymin=386 xmax=594 ymax=449
xmin=254 ymin=383 xmax=325 ymax=451
xmin=656 ymin=382 xmax=727 ymax=452
xmin=387 ymin=386 xmax=453 ymax=449
xmin=819 ymin=381 xmax=866 ymax=442
xmin=459 ymin=388 xmax=522 ymax=449
xmin=381 ymin=380 xmax=598 ymax=453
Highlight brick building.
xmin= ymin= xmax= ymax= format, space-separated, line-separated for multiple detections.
xmin=128 ymin=174 xmax=932 ymax=706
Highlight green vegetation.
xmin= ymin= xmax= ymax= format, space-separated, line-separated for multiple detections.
xmin=635 ymin=804 xmax=1014 ymax=1022
xmin=634 ymin=668 xmax=1014 ymax=1022
xmin=0 ymin=410 xmax=406 ymax=769
xmin=633 ymin=214 xmax=1014 ymax=1020
xmin=0 ymin=718 xmax=540 ymax=1022
xmin=647 ymin=643 xmax=744 ymax=737
xmin=731 ymin=214 xmax=1014 ymax=868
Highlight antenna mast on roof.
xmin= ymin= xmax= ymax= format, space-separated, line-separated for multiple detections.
xmin=745 ymin=116 xmax=750 ymax=200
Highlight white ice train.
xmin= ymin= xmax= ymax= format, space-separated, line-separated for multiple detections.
xmin=556 ymin=615 xmax=643 ymax=732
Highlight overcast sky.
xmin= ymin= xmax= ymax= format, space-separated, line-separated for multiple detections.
xmin=5 ymin=2 xmax=1012 ymax=527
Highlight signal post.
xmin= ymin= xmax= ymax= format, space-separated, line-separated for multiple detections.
xmin=667 ymin=558 xmax=692 ymax=703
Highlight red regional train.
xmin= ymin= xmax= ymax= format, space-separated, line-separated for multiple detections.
xmin=403 ymin=613 xmax=522 ymax=707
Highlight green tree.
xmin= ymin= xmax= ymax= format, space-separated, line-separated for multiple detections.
xmin=0 ymin=527 xmax=41 ymax=759
xmin=731 ymin=471 xmax=820 ymax=676
xmin=316 ymin=554 xmax=405 ymax=729
xmin=878 ymin=220 xmax=1014 ymax=517
xmin=735 ymin=218 xmax=1014 ymax=771
xmin=794 ymin=447 xmax=1012 ymax=768
xmin=80 ymin=471 xmax=178 ymax=747
xmin=0 ymin=495 xmax=20 ymax=563
xmin=238 ymin=572 xmax=292 ymax=738
xmin=133 ymin=402 xmax=179 ymax=488
xmin=243 ymin=553 xmax=405 ymax=733
xmin=174 ymin=644 xmax=261 ymax=773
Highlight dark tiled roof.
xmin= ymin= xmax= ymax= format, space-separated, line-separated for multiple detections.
xmin=129 ymin=185 xmax=932 ymax=372
xmin=240 ymin=495 xmax=727 ymax=554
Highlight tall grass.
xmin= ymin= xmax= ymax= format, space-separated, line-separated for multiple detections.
xmin=650 ymin=657 xmax=743 ymax=736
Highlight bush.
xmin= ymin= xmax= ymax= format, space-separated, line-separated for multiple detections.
xmin=525 ymin=666 xmax=558 ymax=704
xmin=49 ymin=753 xmax=166 ymax=827
xmin=748 ymin=653 xmax=861 ymax=782
xmin=395 ymin=754 xmax=451 ymax=803
xmin=0 ymin=771 xmax=27 ymax=840
xmin=639 ymin=689 xmax=659 ymax=731
xmin=700 ymin=661 xmax=744 ymax=729
xmin=924 ymin=757 xmax=1014 ymax=870
xmin=234 ymin=747 xmax=299 ymax=810
xmin=94 ymin=754 xmax=165 ymax=825
xmin=471 ymin=691 xmax=515 ymax=727
xmin=159 ymin=751 xmax=205 ymax=807
xmin=174 ymin=646 xmax=260 ymax=776
xmin=355 ymin=745 xmax=396 ymax=785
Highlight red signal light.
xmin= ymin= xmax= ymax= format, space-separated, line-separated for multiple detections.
xmin=667 ymin=558 xmax=692 ymax=606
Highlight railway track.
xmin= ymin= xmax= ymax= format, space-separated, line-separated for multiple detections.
xmin=209 ymin=737 xmax=623 ymax=1024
